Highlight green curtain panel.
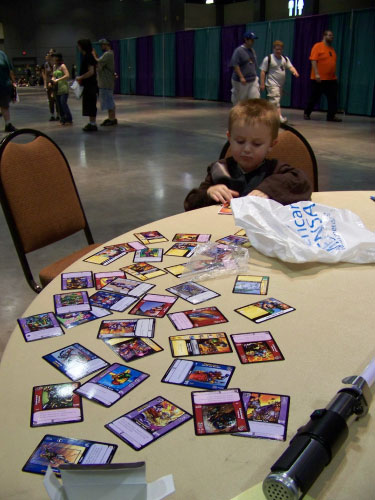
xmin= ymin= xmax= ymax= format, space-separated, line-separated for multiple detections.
xmin=245 ymin=21 xmax=272 ymax=66
xmin=153 ymin=33 xmax=176 ymax=97
xmin=194 ymin=27 xmax=221 ymax=100
xmin=119 ymin=38 xmax=137 ymax=94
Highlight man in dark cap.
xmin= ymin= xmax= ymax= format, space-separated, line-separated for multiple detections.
xmin=92 ymin=38 xmax=117 ymax=126
xmin=230 ymin=31 xmax=260 ymax=105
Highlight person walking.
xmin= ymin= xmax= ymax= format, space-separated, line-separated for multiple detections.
xmin=92 ymin=39 xmax=117 ymax=126
xmin=42 ymin=49 xmax=60 ymax=122
xmin=76 ymin=39 xmax=98 ymax=132
xmin=304 ymin=30 xmax=342 ymax=122
xmin=0 ymin=49 xmax=17 ymax=132
xmin=230 ymin=31 xmax=260 ymax=105
xmin=51 ymin=53 xmax=73 ymax=125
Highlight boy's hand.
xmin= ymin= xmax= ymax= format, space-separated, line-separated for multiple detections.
xmin=207 ymin=184 xmax=239 ymax=204
xmin=248 ymin=190 xmax=269 ymax=199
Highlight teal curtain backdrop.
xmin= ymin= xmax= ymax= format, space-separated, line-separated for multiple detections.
xmin=194 ymin=27 xmax=221 ymax=100
xmin=119 ymin=38 xmax=137 ymax=94
xmin=153 ymin=33 xmax=176 ymax=97
xmin=245 ymin=21 xmax=272 ymax=64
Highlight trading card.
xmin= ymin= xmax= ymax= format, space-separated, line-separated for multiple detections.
xmin=235 ymin=298 xmax=295 ymax=323
xmin=94 ymin=271 xmax=125 ymax=290
xmin=128 ymin=294 xmax=177 ymax=318
xmin=57 ymin=306 xmax=111 ymax=329
xmin=22 ymin=434 xmax=117 ymax=476
xmin=98 ymin=318 xmax=155 ymax=339
xmin=83 ymin=247 xmax=128 ymax=266
xmin=233 ymin=391 xmax=290 ymax=441
xmin=104 ymin=241 xmax=146 ymax=252
xmin=166 ymin=281 xmax=219 ymax=305
xmin=53 ymin=291 xmax=91 ymax=315
xmin=233 ymin=275 xmax=269 ymax=295
xmin=31 ymin=383 xmax=83 ymax=427
xmin=216 ymin=234 xmax=250 ymax=247
xmin=192 ymin=388 xmax=248 ymax=435
xmin=169 ymin=332 xmax=232 ymax=357
xmin=133 ymin=248 xmax=163 ymax=263
xmin=164 ymin=263 xmax=189 ymax=278
xmin=43 ymin=343 xmax=108 ymax=381
xmin=18 ymin=312 xmax=64 ymax=342
xmin=75 ymin=363 xmax=149 ymax=407
xmin=168 ymin=306 xmax=228 ymax=331
xmin=235 ymin=229 xmax=247 ymax=236
xmin=218 ymin=204 xmax=232 ymax=215
xmin=121 ymin=262 xmax=167 ymax=281
xmin=162 ymin=359 xmax=234 ymax=390
xmin=103 ymin=337 xmax=163 ymax=363
xmin=172 ymin=233 xmax=211 ymax=243
xmin=134 ymin=231 xmax=168 ymax=245
xmin=89 ymin=290 xmax=138 ymax=312
xmin=102 ymin=277 xmax=154 ymax=297
xmin=61 ymin=271 xmax=94 ymax=290
xmin=164 ymin=242 xmax=197 ymax=258
xmin=231 ymin=332 xmax=284 ymax=364
xmin=105 ymin=396 xmax=192 ymax=451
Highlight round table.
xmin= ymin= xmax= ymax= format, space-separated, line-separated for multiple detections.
xmin=0 ymin=191 xmax=374 ymax=500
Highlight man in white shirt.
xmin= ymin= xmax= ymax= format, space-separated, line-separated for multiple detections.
xmin=260 ymin=41 xmax=299 ymax=123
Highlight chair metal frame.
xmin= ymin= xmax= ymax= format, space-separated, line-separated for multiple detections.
xmin=0 ymin=128 xmax=95 ymax=293
xmin=219 ymin=123 xmax=319 ymax=192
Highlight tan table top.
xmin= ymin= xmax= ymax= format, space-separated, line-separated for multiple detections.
xmin=0 ymin=191 xmax=374 ymax=500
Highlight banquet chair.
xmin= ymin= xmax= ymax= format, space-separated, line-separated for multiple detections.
xmin=219 ymin=123 xmax=319 ymax=192
xmin=0 ymin=129 xmax=100 ymax=293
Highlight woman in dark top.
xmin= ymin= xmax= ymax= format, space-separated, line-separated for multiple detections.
xmin=76 ymin=39 xmax=98 ymax=132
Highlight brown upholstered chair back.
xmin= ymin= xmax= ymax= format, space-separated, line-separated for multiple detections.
xmin=0 ymin=135 xmax=87 ymax=253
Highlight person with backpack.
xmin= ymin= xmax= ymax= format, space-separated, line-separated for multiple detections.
xmin=260 ymin=40 xmax=299 ymax=123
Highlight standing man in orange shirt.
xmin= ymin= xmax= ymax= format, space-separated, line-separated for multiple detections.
xmin=304 ymin=30 xmax=342 ymax=122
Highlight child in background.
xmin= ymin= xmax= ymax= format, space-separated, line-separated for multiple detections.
xmin=184 ymin=99 xmax=312 ymax=211
xmin=51 ymin=54 xmax=73 ymax=125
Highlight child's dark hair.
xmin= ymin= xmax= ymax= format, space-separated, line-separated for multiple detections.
xmin=228 ymin=99 xmax=280 ymax=141
xmin=77 ymin=39 xmax=92 ymax=54
xmin=53 ymin=53 xmax=63 ymax=64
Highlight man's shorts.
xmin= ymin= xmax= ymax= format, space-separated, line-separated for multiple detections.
xmin=231 ymin=78 xmax=260 ymax=105
xmin=266 ymin=85 xmax=281 ymax=108
xmin=99 ymin=88 xmax=115 ymax=111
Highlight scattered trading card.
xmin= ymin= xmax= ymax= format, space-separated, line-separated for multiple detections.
xmin=75 ymin=363 xmax=149 ymax=407
xmin=105 ymin=396 xmax=192 ymax=451
xmin=216 ymin=234 xmax=250 ymax=247
xmin=98 ymin=318 xmax=155 ymax=339
xmin=18 ymin=312 xmax=64 ymax=342
xmin=22 ymin=434 xmax=117 ymax=476
xmin=61 ymin=271 xmax=94 ymax=290
xmin=162 ymin=359 xmax=234 ymax=390
xmin=94 ymin=271 xmax=125 ymax=290
xmin=57 ymin=307 xmax=111 ymax=329
xmin=166 ymin=281 xmax=219 ymax=305
xmin=172 ymin=233 xmax=211 ymax=243
xmin=43 ymin=343 xmax=109 ymax=381
xmin=233 ymin=391 xmax=290 ymax=441
xmin=235 ymin=229 xmax=247 ymax=236
xmin=83 ymin=247 xmax=128 ymax=266
xmin=133 ymin=248 xmax=163 ymax=263
xmin=129 ymin=294 xmax=177 ymax=318
xmin=168 ymin=306 xmax=228 ymax=331
xmin=31 ymin=383 xmax=83 ymax=427
xmin=134 ymin=231 xmax=168 ymax=245
xmin=121 ymin=262 xmax=167 ymax=281
xmin=103 ymin=337 xmax=163 ymax=363
xmin=192 ymin=389 xmax=249 ymax=435
xmin=218 ymin=204 xmax=232 ymax=215
xmin=102 ymin=277 xmax=154 ymax=297
xmin=169 ymin=332 xmax=232 ymax=357
xmin=164 ymin=263 xmax=189 ymax=278
xmin=231 ymin=332 xmax=284 ymax=364
xmin=233 ymin=275 xmax=269 ymax=295
xmin=235 ymin=298 xmax=295 ymax=323
xmin=53 ymin=291 xmax=91 ymax=316
xmin=89 ymin=290 xmax=138 ymax=312
xmin=104 ymin=241 xmax=146 ymax=252
xmin=164 ymin=242 xmax=197 ymax=258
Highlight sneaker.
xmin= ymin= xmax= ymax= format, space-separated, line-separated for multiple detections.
xmin=327 ymin=116 xmax=342 ymax=122
xmin=102 ymin=119 xmax=118 ymax=126
xmin=49 ymin=116 xmax=56 ymax=121
xmin=303 ymin=113 xmax=311 ymax=120
xmin=82 ymin=123 xmax=98 ymax=132
xmin=4 ymin=123 xmax=16 ymax=133
xmin=100 ymin=119 xmax=111 ymax=126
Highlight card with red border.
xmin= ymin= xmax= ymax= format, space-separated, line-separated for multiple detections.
xmin=129 ymin=294 xmax=177 ymax=318
xmin=168 ymin=306 xmax=228 ymax=331
xmin=31 ymin=383 xmax=83 ymax=427
xmin=94 ymin=271 xmax=125 ymax=290
xmin=230 ymin=331 xmax=284 ymax=364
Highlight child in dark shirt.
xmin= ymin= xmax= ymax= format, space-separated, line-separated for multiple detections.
xmin=184 ymin=99 xmax=312 ymax=211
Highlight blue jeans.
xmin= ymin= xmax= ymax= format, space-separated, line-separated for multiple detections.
xmin=57 ymin=93 xmax=72 ymax=123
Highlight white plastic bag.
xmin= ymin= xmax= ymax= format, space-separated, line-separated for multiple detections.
xmin=231 ymin=197 xmax=375 ymax=264
xmin=70 ymin=80 xmax=83 ymax=99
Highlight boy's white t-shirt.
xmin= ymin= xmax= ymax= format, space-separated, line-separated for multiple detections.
xmin=260 ymin=54 xmax=293 ymax=88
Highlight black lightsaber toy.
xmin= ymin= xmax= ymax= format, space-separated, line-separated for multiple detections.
xmin=263 ymin=359 xmax=375 ymax=500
